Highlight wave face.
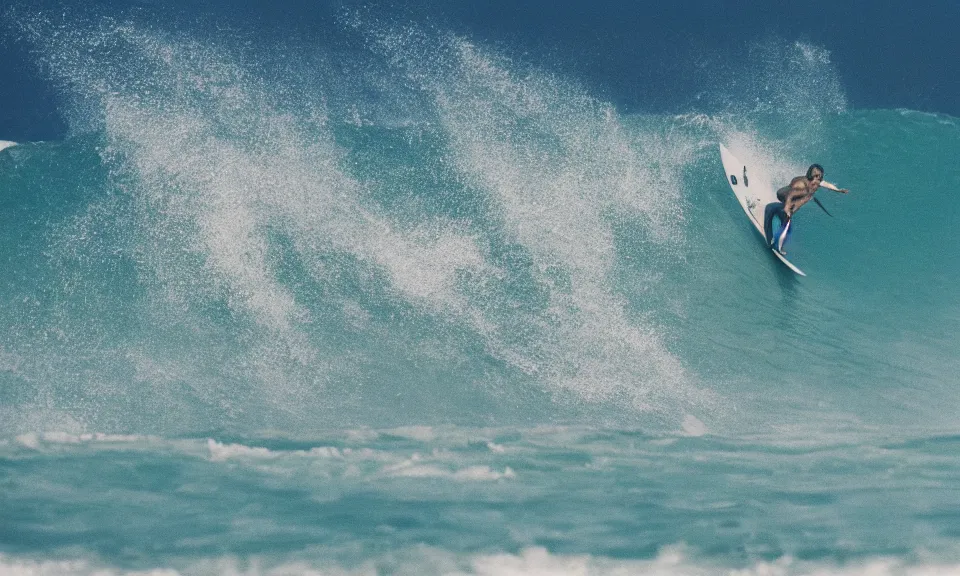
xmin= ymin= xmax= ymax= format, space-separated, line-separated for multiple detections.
xmin=1 ymin=7 xmax=960 ymax=573
xmin=1 ymin=9 xmax=958 ymax=438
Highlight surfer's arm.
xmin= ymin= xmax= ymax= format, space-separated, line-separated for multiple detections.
xmin=820 ymin=180 xmax=849 ymax=194
xmin=781 ymin=187 xmax=808 ymax=217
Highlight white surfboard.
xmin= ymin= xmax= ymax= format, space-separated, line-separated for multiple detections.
xmin=719 ymin=143 xmax=805 ymax=276
xmin=0 ymin=141 xmax=16 ymax=152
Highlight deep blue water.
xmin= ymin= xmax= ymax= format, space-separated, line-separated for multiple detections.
xmin=2 ymin=0 xmax=959 ymax=140
xmin=1 ymin=2 xmax=959 ymax=574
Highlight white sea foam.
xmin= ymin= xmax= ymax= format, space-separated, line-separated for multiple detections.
xmin=681 ymin=414 xmax=708 ymax=437
xmin=452 ymin=465 xmax=515 ymax=481
xmin=486 ymin=441 xmax=506 ymax=453
xmin=206 ymin=439 xmax=352 ymax=462
xmin=363 ymin=24 xmax=715 ymax=417
xmin=385 ymin=425 xmax=437 ymax=442
xmin=5 ymin=547 xmax=960 ymax=576
xmin=15 ymin=431 xmax=154 ymax=449
xmin=207 ymin=439 xmax=276 ymax=461
xmin=9 ymin=14 xmax=493 ymax=425
xmin=95 ymin=29 xmax=490 ymax=411
xmin=206 ymin=438 xmax=514 ymax=482
xmin=381 ymin=452 xmax=515 ymax=481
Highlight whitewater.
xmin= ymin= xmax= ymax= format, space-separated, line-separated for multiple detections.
xmin=1 ymin=5 xmax=959 ymax=575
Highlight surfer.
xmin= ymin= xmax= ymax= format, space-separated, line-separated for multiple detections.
xmin=765 ymin=164 xmax=849 ymax=254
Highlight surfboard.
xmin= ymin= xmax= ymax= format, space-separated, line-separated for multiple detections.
xmin=0 ymin=141 xmax=16 ymax=152
xmin=719 ymin=143 xmax=805 ymax=276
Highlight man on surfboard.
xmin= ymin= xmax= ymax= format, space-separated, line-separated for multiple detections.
xmin=765 ymin=164 xmax=849 ymax=254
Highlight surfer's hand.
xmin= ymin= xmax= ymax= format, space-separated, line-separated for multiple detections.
xmin=839 ymin=188 xmax=849 ymax=194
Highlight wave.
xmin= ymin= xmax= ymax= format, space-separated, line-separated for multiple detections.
xmin=0 ymin=8 xmax=958 ymax=439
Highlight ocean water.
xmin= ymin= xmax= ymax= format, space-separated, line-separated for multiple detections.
xmin=2 ymin=2 xmax=960 ymax=575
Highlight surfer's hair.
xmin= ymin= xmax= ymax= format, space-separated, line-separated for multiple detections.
xmin=806 ymin=164 xmax=825 ymax=179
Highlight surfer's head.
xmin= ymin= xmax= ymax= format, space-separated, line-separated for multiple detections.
xmin=806 ymin=164 xmax=824 ymax=182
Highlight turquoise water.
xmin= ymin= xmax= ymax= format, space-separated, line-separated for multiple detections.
xmin=6 ymin=429 xmax=960 ymax=574
xmin=2 ymin=9 xmax=960 ymax=575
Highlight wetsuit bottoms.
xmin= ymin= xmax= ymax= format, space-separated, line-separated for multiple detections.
xmin=764 ymin=202 xmax=792 ymax=252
